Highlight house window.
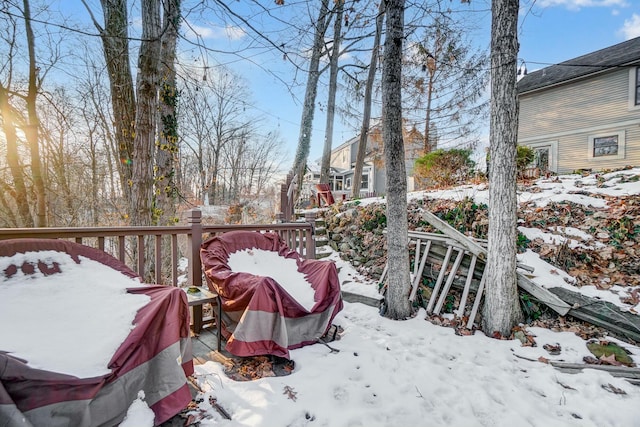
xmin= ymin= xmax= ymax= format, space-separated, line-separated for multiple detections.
xmin=592 ymin=135 xmax=618 ymax=157
xmin=588 ymin=131 xmax=625 ymax=160
xmin=360 ymin=174 xmax=369 ymax=190
xmin=345 ymin=177 xmax=352 ymax=190
xmin=524 ymin=141 xmax=558 ymax=173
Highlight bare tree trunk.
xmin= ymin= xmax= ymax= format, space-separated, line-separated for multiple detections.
xmin=0 ymin=179 xmax=19 ymax=227
xmin=482 ymin=0 xmax=523 ymax=336
xmin=23 ymin=0 xmax=46 ymax=227
xmin=291 ymin=0 xmax=331 ymax=178
xmin=87 ymin=0 xmax=136 ymax=210
xmin=155 ymin=0 xmax=180 ymax=225
xmin=0 ymin=86 xmax=33 ymax=226
xmin=352 ymin=0 xmax=384 ymax=199
xmin=382 ymin=0 xmax=412 ymax=320
xmin=131 ymin=0 xmax=161 ymax=226
xmin=88 ymin=126 xmax=100 ymax=226
xmin=319 ymin=0 xmax=343 ymax=185
xmin=423 ymin=70 xmax=435 ymax=153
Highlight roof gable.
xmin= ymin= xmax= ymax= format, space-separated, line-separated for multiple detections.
xmin=517 ymin=36 xmax=640 ymax=94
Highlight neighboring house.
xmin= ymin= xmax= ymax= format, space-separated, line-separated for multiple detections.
xmin=517 ymin=36 xmax=640 ymax=174
xmin=303 ymin=125 xmax=424 ymax=202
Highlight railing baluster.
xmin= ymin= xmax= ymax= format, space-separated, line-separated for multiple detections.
xmin=118 ymin=236 xmax=125 ymax=262
xmin=137 ymin=235 xmax=144 ymax=277
xmin=171 ymin=234 xmax=178 ymax=286
xmin=155 ymin=235 xmax=162 ymax=285
xmin=98 ymin=237 xmax=105 ymax=251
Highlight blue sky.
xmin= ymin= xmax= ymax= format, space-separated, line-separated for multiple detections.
xmin=59 ymin=1 xmax=640 ymax=166
xmin=518 ymin=0 xmax=640 ymax=71
xmin=187 ymin=0 xmax=640 ymax=165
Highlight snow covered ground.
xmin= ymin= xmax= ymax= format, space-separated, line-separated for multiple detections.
xmin=182 ymin=249 xmax=640 ymax=427
xmin=3 ymin=169 xmax=640 ymax=426
xmin=174 ymin=170 xmax=640 ymax=427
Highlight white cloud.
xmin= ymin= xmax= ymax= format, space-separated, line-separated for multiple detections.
xmin=184 ymin=21 xmax=246 ymax=41
xmin=536 ymin=0 xmax=628 ymax=10
xmin=186 ymin=23 xmax=215 ymax=39
xmin=224 ymin=25 xmax=247 ymax=41
xmin=619 ymin=13 xmax=640 ymax=39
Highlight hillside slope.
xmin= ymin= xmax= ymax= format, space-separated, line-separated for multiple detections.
xmin=321 ymin=168 xmax=640 ymax=329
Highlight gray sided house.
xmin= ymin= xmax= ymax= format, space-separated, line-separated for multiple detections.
xmin=303 ymin=126 xmax=424 ymax=202
xmin=517 ymin=36 xmax=640 ymax=174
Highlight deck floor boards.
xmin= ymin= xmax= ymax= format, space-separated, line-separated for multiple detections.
xmin=190 ymin=326 xmax=226 ymax=364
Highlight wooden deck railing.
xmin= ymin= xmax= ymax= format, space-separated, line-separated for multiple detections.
xmin=0 ymin=208 xmax=317 ymax=288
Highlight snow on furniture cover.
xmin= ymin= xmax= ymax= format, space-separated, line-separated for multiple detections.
xmin=0 ymin=239 xmax=193 ymax=427
xmin=200 ymin=230 xmax=343 ymax=359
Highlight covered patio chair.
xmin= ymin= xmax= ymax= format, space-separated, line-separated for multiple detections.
xmin=0 ymin=239 xmax=193 ymax=427
xmin=200 ymin=230 xmax=343 ymax=359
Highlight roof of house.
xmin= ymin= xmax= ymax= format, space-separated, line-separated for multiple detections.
xmin=517 ymin=36 xmax=640 ymax=95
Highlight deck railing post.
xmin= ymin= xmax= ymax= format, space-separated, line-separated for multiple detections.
xmin=304 ymin=211 xmax=316 ymax=260
xmin=187 ymin=209 xmax=203 ymax=287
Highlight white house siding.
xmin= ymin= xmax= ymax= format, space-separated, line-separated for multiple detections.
xmin=374 ymin=167 xmax=386 ymax=195
xmin=331 ymin=145 xmax=351 ymax=170
xmin=518 ymin=68 xmax=640 ymax=173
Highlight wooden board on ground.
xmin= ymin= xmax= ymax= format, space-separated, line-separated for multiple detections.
xmin=419 ymin=212 xmax=571 ymax=317
xmin=548 ymin=287 xmax=640 ymax=343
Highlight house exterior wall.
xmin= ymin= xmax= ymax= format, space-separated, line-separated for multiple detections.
xmin=331 ymin=143 xmax=352 ymax=170
xmin=518 ymin=67 xmax=640 ymax=173
xmin=374 ymin=166 xmax=386 ymax=194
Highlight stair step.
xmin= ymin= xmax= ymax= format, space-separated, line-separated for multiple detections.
xmin=315 ymin=251 xmax=332 ymax=259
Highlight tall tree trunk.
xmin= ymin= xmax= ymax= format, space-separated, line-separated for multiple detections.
xmin=88 ymin=127 xmax=100 ymax=226
xmin=131 ymin=0 xmax=162 ymax=226
xmin=382 ymin=0 xmax=412 ymax=320
xmin=423 ymin=69 xmax=435 ymax=153
xmin=352 ymin=0 xmax=384 ymax=199
xmin=155 ymin=0 xmax=180 ymax=225
xmin=482 ymin=0 xmax=523 ymax=336
xmin=319 ymin=0 xmax=343 ymax=185
xmin=90 ymin=0 xmax=136 ymax=211
xmin=0 ymin=180 xmax=19 ymax=227
xmin=291 ymin=0 xmax=331 ymax=178
xmin=0 ymin=87 xmax=33 ymax=227
xmin=23 ymin=0 xmax=46 ymax=227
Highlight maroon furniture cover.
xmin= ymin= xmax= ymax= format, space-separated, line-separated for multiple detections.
xmin=0 ymin=239 xmax=193 ymax=427
xmin=201 ymin=231 xmax=343 ymax=359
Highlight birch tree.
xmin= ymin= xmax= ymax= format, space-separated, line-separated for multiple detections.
xmin=382 ymin=0 xmax=412 ymax=320
xmin=482 ymin=0 xmax=523 ymax=335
